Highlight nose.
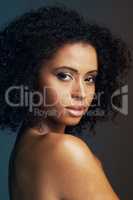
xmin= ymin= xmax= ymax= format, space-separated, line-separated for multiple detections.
xmin=71 ymin=79 xmax=86 ymax=101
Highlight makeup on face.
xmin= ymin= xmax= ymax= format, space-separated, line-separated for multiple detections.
xmin=53 ymin=66 xmax=98 ymax=85
xmin=38 ymin=43 xmax=98 ymax=127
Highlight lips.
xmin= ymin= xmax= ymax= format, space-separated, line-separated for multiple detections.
xmin=66 ymin=106 xmax=86 ymax=111
xmin=65 ymin=106 xmax=86 ymax=117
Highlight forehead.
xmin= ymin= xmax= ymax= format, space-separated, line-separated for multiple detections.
xmin=46 ymin=42 xmax=98 ymax=72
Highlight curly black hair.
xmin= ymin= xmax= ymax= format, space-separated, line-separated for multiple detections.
xmin=0 ymin=5 xmax=132 ymax=136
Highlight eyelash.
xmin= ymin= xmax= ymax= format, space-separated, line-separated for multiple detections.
xmin=56 ymin=72 xmax=97 ymax=84
xmin=56 ymin=72 xmax=72 ymax=81
xmin=85 ymin=76 xmax=97 ymax=84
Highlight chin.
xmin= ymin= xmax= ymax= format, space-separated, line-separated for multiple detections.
xmin=59 ymin=115 xmax=82 ymax=126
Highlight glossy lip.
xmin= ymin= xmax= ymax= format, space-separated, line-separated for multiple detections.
xmin=65 ymin=106 xmax=86 ymax=117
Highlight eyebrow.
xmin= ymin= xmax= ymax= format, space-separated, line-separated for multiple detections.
xmin=54 ymin=66 xmax=98 ymax=75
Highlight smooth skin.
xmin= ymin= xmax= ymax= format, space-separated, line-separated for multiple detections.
xmin=11 ymin=42 xmax=120 ymax=199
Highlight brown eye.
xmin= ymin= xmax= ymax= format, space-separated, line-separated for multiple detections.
xmin=85 ymin=75 xmax=96 ymax=84
xmin=56 ymin=72 xmax=73 ymax=81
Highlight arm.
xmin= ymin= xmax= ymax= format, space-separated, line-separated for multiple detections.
xmin=37 ymin=134 xmax=120 ymax=200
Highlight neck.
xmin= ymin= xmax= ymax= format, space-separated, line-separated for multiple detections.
xmin=24 ymin=117 xmax=66 ymax=135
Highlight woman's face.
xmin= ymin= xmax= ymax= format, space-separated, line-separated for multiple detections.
xmin=38 ymin=42 xmax=98 ymax=126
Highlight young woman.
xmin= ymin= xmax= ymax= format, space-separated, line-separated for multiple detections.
xmin=0 ymin=5 xmax=131 ymax=200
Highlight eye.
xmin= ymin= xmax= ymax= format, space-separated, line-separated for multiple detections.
xmin=56 ymin=72 xmax=73 ymax=81
xmin=85 ymin=75 xmax=97 ymax=84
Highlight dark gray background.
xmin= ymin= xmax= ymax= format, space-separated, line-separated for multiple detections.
xmin=0 ymin=0 xmax=133 ymax=200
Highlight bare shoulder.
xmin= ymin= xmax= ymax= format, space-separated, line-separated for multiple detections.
xmin=42 ymin=132 xmax=103 ymax=176
xmin=35 ymin=132 xmax=96 ymax=166
xmin=31 ymin=131 xmax=100 ymax=178
xmin=50 ymin=133 xmax=97 ymax=164
xmin=34 ymin=133 xmax=120 ymax=199
xmin=41 ymin=132 xmax=102 ymax=168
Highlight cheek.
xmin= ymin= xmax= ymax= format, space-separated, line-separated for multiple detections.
xmin=44 ymin=87 xmax=59 ymax=106
xmin=39 ymin=75 xmax=60 ymax=107
xmin=44 ymin=84 xmax=70 ymax=108
xmin=47 ymin=78 xmax=72 ymax=107
xmin=58 ymin=89 xmax=71 ymax=107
